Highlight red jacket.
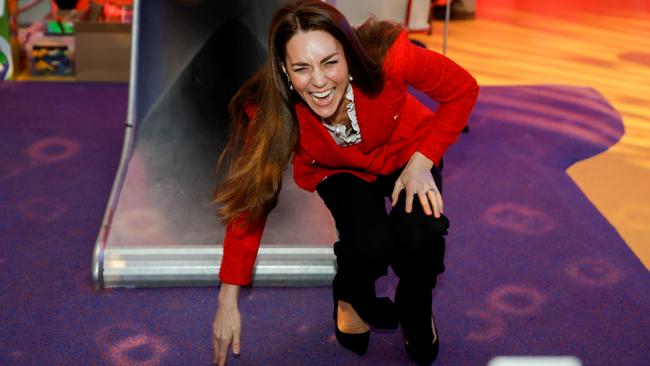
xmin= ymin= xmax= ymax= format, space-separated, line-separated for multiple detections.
xmin=219 ymin=31 xmax=479 ymax=285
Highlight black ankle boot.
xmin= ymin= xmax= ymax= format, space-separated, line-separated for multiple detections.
xmin=395 ymin=283 xmax=440 ymax=365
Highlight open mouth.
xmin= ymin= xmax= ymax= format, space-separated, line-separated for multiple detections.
xmin=310 ymin=88 xmax=335 ymax=105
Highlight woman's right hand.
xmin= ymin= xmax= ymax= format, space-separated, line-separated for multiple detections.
xmin=213 ymin=283 xmax=242 ymax=366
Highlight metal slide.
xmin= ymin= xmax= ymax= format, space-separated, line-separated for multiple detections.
xmin=92 ymin=0 xmax=337 ymax=288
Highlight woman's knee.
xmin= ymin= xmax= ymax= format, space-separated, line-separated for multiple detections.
xmin=392 ymin=212 xmax=450 ymax=244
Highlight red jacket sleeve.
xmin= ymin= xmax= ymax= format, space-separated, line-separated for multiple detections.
xmin=219 ymin=215 xmax=267 ymax=285
xmin=391 ymin=31 xmax=479 ymax=165
xmin=218 ymin=104 xmax=266 ymax=286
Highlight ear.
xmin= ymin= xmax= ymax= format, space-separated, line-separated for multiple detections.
xmin=281 ymin=63 xmax=288 ymax=74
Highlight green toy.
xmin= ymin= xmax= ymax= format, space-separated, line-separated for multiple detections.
xmin=0 ymin=0 xmax=17 ymax=80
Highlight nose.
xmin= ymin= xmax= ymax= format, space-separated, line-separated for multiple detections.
xmin=311 ymin=67 xmax=327 ymax=88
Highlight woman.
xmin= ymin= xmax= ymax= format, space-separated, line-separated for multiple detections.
xmin=212 ymin=1 xmax=478 ymax=364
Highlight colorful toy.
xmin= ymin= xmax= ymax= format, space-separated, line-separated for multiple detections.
xmin=0 ymin=49 xmax=8 ymax=79
xmin=0 ymin=0 xmax=18 ymax=80
xmin=29 ymin=44 xmax=73 ymax=75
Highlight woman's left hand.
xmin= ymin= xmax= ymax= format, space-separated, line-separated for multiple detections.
xmin=391 ymin=151 xmax=443 ymax=217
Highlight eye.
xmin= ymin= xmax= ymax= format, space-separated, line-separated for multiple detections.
xmin=324 ymin=60 xmax=338 ymax=66
xmin=292 ymin=67 xmax=308 ymax=73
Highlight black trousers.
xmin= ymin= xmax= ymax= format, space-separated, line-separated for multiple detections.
xmin=316 ymin=165 xmax=449 ymax=319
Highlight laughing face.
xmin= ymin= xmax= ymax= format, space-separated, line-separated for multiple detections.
xmin=283 ymin=30 xmax=350 ymax=120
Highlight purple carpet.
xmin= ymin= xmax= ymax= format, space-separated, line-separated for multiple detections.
xmin=1 ymin=82 xmax=648 ymax=365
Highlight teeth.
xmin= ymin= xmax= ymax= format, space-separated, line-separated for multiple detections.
xmin=311 ymin=89 xmax=333 ymax=98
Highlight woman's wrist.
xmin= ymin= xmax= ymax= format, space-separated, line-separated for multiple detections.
xmin=410 ymin=151 xmax=434 ymax=169
xmin=218 ymin=283 xmax=241 ymax=308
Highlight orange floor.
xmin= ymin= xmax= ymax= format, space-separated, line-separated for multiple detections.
xmin=412 ymin=0 xmax=650 ymax=269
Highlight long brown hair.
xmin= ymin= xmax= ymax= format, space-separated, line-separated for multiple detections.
xmin=214 ymin=0 xmax=402 ymax=225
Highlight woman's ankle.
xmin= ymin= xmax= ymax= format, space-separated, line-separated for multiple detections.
xmin=337 ymin=300 xmax=370 ymax=334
